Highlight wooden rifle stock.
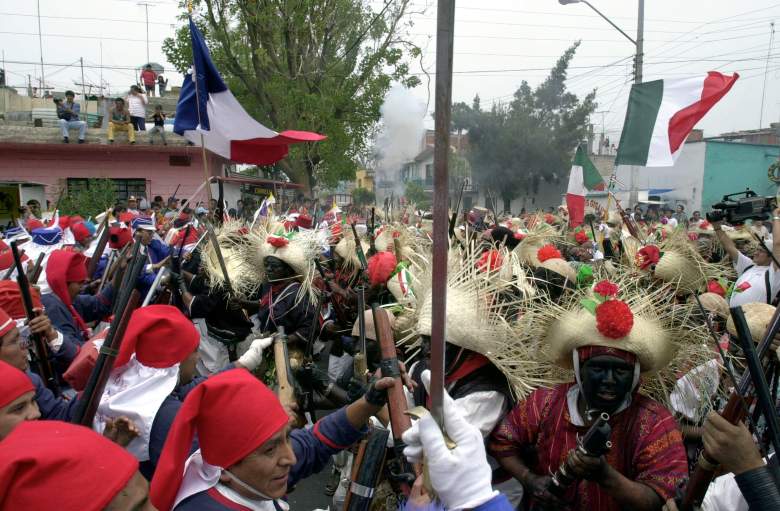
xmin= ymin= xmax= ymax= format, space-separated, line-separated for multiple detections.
xmin=345 ymin=427 xmax=390 ymax=511
xmin=368 ymin=208 xmax=376 ymax=256
xmin=611 ymin=194 xmax=641 ymax=240
xmin=351 ymin=222 xmax=369 ymax=273
xmin=680 ymin=304 xmax=780 ymax=510
xmin=28 ymin=252 xmax=45 ymax=285
xmin=273 ymin=327 xmax=297 ymax=416
xmin=353 ymin=288 xmax=368 ymax=383
xmin=11 ymin=242 xmax=59 ymax=396
xmin=87 ymin=213 xmax=110 ymax=278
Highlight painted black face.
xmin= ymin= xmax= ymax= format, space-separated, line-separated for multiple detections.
xmin=264 ymin=256 xmax=294 ymax=282
xmin=580 ymin=355 xmax=635 ymax=413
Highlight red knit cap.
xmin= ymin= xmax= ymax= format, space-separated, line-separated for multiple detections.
xmin=118 ymin=211 xmax=136 ymax=224
xmin=577 ymin=345 xmax=637 ymax=366
xmin=0 ymin=359 xmax=34 ymax=408
xmin=151 ymin=369 xmax=289 ymax=511
xmin=68 ymin=215 xmax=84 ymax=227
xmin=70 ymin=222 xmax=92 ymax=244
xmin=115 ymin=305 xmax=200 ymax=369
xmin=0 ymin=421 xmax=138 ymax=510
xmin=109 ymin=225 xmax=133 ymax=249
xmin=25 ymin=218 xmax=44 ymax=231
xmin=0 ymin=306 xmax=15 ymax=338
xmin=47 ymin=250 xmax=88 ymax=285
xmin=57 ymin=215 xmax=70 ymax=230
xmin=0 ymin=281 xmax=42 ymax=320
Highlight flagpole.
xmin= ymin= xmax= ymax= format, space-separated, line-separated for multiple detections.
xmin=187 ymin=1 xmax=214 ymax=206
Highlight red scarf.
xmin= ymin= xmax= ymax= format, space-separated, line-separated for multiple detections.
xmin=45 ymin=250 xmax=90 ymax=340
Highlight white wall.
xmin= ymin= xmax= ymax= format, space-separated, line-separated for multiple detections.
xmin=209 ymin=182 xmax=242 ymax=211
xmin=614 ymin=141 xmax=706 ymax=211
xmin=20 ymin=185 xmax=46 ymax=209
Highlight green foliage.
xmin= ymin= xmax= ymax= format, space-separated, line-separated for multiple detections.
xmin=404 ymin=181 xmax=430 ymax=210
xmin=58 ymin=179 xmax=115 ymax=218
xmin=163 ymin=0 xmax=421 ymax=192
xmin=462 ymin=42 xmax=596 ymax=203
xmin=351 ymin=187 xmax=375 ymax=206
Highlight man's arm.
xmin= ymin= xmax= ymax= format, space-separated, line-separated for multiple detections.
xmin=713 ymin=220 xmax=739 ymax=261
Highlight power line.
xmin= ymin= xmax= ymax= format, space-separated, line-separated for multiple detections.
xmin=0 ymin=30 xmax=165 ymax=43
xmin=0 ymin=11 xmax=174 ymax=26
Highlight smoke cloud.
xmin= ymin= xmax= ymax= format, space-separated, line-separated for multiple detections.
xmin=374 ymin=85 xmax=426 ymax=197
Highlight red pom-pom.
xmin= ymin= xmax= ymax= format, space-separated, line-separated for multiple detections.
xmin=595 ymin=300 xmax=634 ymax=339
xmin=267 ymin=236 xmax=289 ymax=248
xmin=699 ymin=221 xmax=711 ymax=230
xmin=688 ymin=232 xmax=699 ymax=241
xmin=392 ymin=231 xmax=401 ymax=238
xmin=574 ymin=230 xmax=590 ymax=245
xmin=477 ymin=249 xmax=504 ymax=272
xmin=514 ymin=232 xmax=526 ymax=241
xmin=544 ymin=213 xmax=555 ymax=225
xmin=537 ymin=244 xmax=562 ymax=263
xmin=636 ymin=245 xmax=660 ymax=270
xmin=593 ymin=280 xmax=619 ymax=298
xmin=367 ymin=251 xmax=397 ymax=286
xmin=707 ymin=280 xmax=726 ymax=297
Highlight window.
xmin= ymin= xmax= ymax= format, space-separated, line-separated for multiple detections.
xmin=67 ymin=178 xmax=147 ymax=201
xmin=425 ymin=164 xmax=433 ymax=184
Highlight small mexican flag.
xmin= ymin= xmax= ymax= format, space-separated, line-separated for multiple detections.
xmin=615 ymin=72 xmax=739 ymax=167
xmin=566 ymin=145 xmax=605 ymax=227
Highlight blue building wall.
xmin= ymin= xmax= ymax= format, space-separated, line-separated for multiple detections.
xmin=701 ymin=141 xmax=780 ymax=211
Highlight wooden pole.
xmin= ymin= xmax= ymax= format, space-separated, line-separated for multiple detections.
xmin=429 ymin=0 xmax=456 ymax=427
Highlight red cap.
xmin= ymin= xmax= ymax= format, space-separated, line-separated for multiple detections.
xmin=0 ymin=307 xmax=14 ymax=338
xmin=25 ymin=218 xmax=44 ymax=231
xmin=0 ymin=281 xmax=42 ymax=320
xmin=57 ymin=215 xmax=70 ymax=230
xmin=0 ymin=359 xmax=34 ymax=408
xmin=171 ymin=227 xmax=199 ymax=248
xmin=68 ymin=215 xmax=84 ymax=227
xmin=367 ymin=251 xmax=397 ymax=286
xmin=109 ymin=225 xmax=133 ymax=249
xmin=70 ymin=222 xmax=92 ymax=244
xmin=118 ymin=212 xmax=136 ymax=224
xmin=150 ymin=369 xmax=289 ymax=511
xmin=0 ymin=240 xmax=24 ymax=271
xmin=0 ymin=421 xmax=138 ymax=510
xmin=115 ymin=305 xmax=199 ymax=369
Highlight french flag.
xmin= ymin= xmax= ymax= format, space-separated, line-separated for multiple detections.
xmin=174 ymin=18 xmax=325 ymax=165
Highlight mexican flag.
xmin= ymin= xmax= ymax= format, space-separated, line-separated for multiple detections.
xmin=566 ymin=145 xmax=605 ymax=227
xmin=615 ymin=72 xmax=739 ymax=167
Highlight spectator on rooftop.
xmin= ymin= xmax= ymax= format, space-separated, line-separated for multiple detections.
xmin=157 ymin=74 xmax=168 ymax=97
xmin=108 ymin=98 xmax=135 ymax=145
xmin=126 ymin=86 xmax=148 ymax=132
xmin=148 ymin=105 xmax=167 ymax=145
xmin=55 ymin=91 xmax=86 ymax=144
xmin=141 ymin=65 xmax=157 ymax=97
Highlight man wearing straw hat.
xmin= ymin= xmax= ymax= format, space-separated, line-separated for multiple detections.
xmin=489 ymin=280 xmax=687 ymax=511
xmin=711 ymin=207 xmax=780 ymax=307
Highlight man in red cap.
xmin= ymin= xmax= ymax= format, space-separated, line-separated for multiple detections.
xmin=0 ymin=359 xmax=38 ymax=439
xmin=41 ymin=249 xmax=115 ymax=349
xmin=70 ymin=221 xmax=94 ymax=251
xmin=0 ymin=421 xmax=154 ymax=510
xmin=151 ymin=368 xmax=407 ymax=510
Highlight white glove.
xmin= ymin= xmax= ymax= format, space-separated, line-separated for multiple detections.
xmin=401 ymin=370 xmax=497 ymax=510
xmin=237 ymin=336 xmax=273 ymax=371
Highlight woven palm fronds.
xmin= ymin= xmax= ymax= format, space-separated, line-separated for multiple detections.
xmin=201 ymin=220 xmax=262 ymax=299
xmin=654 ymin=230 xmax=735 ymax=294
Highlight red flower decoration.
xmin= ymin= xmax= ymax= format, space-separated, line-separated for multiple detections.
xmin=267 ymin=236 xmax=289 ymax=248
xmin=514 ymin=232 xmax=526 ymax=241
xmin=367 ymin=251 xmax=398 ymax=286
xmin=392 ymin=231 xmax=401 ymax=238
xmin=544 ymin=213 xmax=556 ymax=225
xmin=593 ymin=280 xmax=620 ymax=298
xmin=537 ymin=244 xmax=562 ymax=263
xmin=595 ymin=300 xmax=634 ymax=339
xmin=636 ymin=245 xmax=661 ymax=270
xmin=477 ymin=249 xmax=504 ymax=272
xmin=699 ymin=221 xmax=711 ymax=230
xmin=688 ymin=232 xmax=699 ymax=241
xmin=707 ymin=280 xmax=726 ymax=297
xmin=574 ymin=230 xmax=590 ymax=245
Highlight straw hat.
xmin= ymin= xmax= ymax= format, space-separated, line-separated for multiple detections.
xmin=202 ymin=221 xmax=261 ymax=298
xmin=695 ymin=292 xmax=730 ymax=319
xmin=654 ymin=250 xmax=706 ymax=294
xmin=539 ymin=258 xmax=577 ymax=284
xmin=726 ymin=302 xmax=775 ymax=343
xmin=334 ymin=236 xmax=368 ymax=273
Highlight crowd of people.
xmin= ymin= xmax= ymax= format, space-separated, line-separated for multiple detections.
xmin=1 ymin=192 xmax=780 ymax=511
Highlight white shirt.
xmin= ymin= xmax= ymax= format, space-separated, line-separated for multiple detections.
xmin=126 ymin=93 xmax=148 ymax=117
xmin=729 ymin=252 xmax=780 ymax=307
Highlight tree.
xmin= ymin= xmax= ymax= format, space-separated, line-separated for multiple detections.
xmin=163 ymin=0 xmax=421 ymax=193
xmin=463 ymin=42 xmax=596 ymax=205
xmin=404 ymin=181 xmax=429 ymax=210
xmin=351 ymin=187 xmax=375 ymax=206
xmin=58 ymin=179 xmax=116 ymax=218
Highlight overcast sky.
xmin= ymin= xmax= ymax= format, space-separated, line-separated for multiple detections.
xmin=1 ymin=0 xmax=778 ymax=138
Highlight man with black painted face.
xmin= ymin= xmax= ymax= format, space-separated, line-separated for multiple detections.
xmin=490 ymin=280 xmax=688 ymax=511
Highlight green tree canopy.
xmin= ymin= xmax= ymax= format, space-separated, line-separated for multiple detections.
xmin=462 ymin=42 xmax=596 ymax=204
xmin=351 ymin=187 xmax=375 ymax=206
xmin=163 ymin=0 xmax=421 ymax=193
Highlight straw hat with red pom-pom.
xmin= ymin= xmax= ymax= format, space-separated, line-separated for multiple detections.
xmin=367 ymin=251 xmax=398 ymax=287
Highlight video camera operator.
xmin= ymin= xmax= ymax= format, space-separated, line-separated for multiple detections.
xmin=711 ymin=207 xmax=780 ymax=307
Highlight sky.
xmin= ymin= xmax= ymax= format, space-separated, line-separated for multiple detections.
xmin=1 ymin=0 xmax=778 ymax=140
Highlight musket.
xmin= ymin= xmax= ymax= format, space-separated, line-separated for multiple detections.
xmin=11 ymin=241 xmax=59 ymax=396
xmin=72 ymin=243 xmax=145 ymax=426
xmin=351 ymin=222 xmax=369 ymax=272
xmin=87 ymin=213 xmax=110 ymax=278
xmin=273 ymin=326 xmax=299 ymax=423
xmin=112 ymin=241 xmax=141 ymax=316
xmin=96 ymin=249 xmax=117 ymax=294
xmin=142 ymin=267 xmax=169 ymax=307
xmin=449 ymin=179 xmax=467 ymax=238
xmin=609 ymin=193 xmax=642 ymax=241
xmin=353 ymin=288 xmax=368 ymax=383
xmin=2 ymin=248 xmax=24 ymax=280
xmin=681 ymin=304 xmax=780 ymax=510
xmin=373 ymin=303 xmax=417 ymax=494
xmin=548 ymin=412 xmax=612 ymax=498
xmin=314 ymin=259 xmax=350 ymax=328
xmin=28 ymin=252 xmax=45 ymax=285
xmin=344 ymin=426 xmax=391 ymax=511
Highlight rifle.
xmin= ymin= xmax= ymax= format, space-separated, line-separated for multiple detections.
xmin=142 ymin=267 xmax=169 ymax=307
xmin=2 ymin=248 xmax=24 ymax=280
xmin=87 ymin=213 xmax=110 ymax=278
xmin=96 ymin=249 xmax=116 ymax=294
xmin=344 ymin=426 xmax=391 ymax=511
xmin=373 ymin=303 xmax=417 ymax=494
xmin=353 ymin=288 xmax=368 ymax=384
xmin=367 ymin=208 xmax=376 ymax=257
xmin=680 ymin=304 xmax=780 ymax=510
xmin=273 ymin=326 xmax=300 ymax=425
xmin=314 ymin=259 xmax=350 ymax=328
xmin=351 ymin=222 xmax=369 ymax=273
xmin=449 ymin=179 xmax=467 ymax=238
xmin=548 ymin=412 xmax=612 ymax=498
xmin=72 ymin=243 xmax=145 ymax=426
xmin=112 ymin=241 xmax=141 ymax=316
xmin=28 ymin=252 xmax=45 ymax=285
xmin=11 ymin=241 xmax=59 ymax=396
xmin=610 ymin=193 xmax=642 ymax=241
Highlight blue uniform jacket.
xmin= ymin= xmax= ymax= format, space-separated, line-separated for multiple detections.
xmin=28 ymin=370 xmax=79 ymax=421
xmin=175 ymin=407 xmax=366 ymax=510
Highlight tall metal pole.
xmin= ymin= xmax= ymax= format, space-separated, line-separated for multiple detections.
xmin=80 ymin=57 xmax=87 ymax=121
xmin=36 ymin=0 xmax=45 ymax=92
xmin=430 ymin=0 xmax=456 ymax=428
xmin=144 ymin=3 xmax=150 ymax=64
xmin=760 ymin=22 xmax=776 ymax=129
xmin=635 ymin=0 xmax=644 ymax=84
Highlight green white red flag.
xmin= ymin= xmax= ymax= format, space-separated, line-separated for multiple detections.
xmin=615 ymin=72 xmax=739 ymax=167
xmin=566 ymin=145 xmax=604 ymax=227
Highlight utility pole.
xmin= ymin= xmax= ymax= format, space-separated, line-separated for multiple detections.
xmin=635 ymin=0 xmax=644 ymax=84
xmin=760 ymin=22 xmax=776 ymax=129
xmin=80 ymin=57 xmax=87 ymax=121
xmin=36 ymin=0 xmax=45 ymax=92
xmin=138 ymin=2 xmax=152 ymax=64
